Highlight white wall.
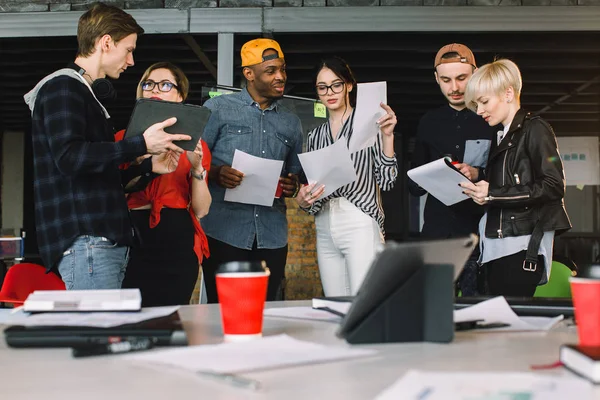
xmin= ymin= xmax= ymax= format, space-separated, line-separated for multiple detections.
xmin=1 ymin=130 xmax=24 ymax=235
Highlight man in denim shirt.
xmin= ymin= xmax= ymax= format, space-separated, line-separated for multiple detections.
xmin=201 ymin=38 xmax=303 ymax=303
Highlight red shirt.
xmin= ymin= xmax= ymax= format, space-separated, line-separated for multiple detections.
xmin=115 ymin=129 xmax=211 ymax=262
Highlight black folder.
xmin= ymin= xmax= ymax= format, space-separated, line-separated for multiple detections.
xmin=336 ymin=235 xmax=477 ymax=345
xmin=3 ymin=310 xmax=187 ymax=348
xmin=124 ymin=98 xmax=212 ymax=152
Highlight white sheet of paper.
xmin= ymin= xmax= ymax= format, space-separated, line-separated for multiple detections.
xmin=375 ymin=370 xmax=593 ymax=400
xmin=224 ymin=150 xmax=284 ymax=207
xmin=298 ymin=139 xmax=357 ymax=199
xmin=125 ymin=334 xmax=376 ymax=374
xmin=407 ymin=157 xmax=471 ymax=205
xmin=454 ymin=296 xmax=563 ymax=332
xmin=557 ymin=137 xmax=600 ymax=186
xmin=349 ymin=81 xmax=387 ymax=153
xmin=6 ymin=306 xmax=180 ymax=328
xmin=263 ymin=307 xmax=342 ymax=323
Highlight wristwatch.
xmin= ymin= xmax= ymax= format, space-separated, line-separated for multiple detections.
xmin=191 ymin=169 xmax=206 ymax=181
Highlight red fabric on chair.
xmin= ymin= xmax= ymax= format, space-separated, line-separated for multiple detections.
xmin=0 ymin=263 xmax=65 ymax=305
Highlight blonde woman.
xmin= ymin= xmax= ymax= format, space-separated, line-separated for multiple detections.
xmin=460 ymin=59 xmax=571 ymax=296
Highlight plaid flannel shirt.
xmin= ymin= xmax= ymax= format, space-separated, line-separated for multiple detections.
xmin=30 ymin=75 xmax=148 ymax=270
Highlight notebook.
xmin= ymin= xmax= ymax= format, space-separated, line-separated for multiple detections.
xmin=4 ymin=308 xmax=186 ymax=348
xmin=560 ymin=344 xmax=600 ymax=384
xmin=23 ymin=289 xmax=142 ymax=312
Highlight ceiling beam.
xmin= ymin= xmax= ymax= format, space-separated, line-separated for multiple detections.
xmin=180 ymin=34 xmax=218 ymax=80
xmin=536 ymin=74 xmax=600 ymax=116
xmin=5 ymin=7 xmax=600 ymax=38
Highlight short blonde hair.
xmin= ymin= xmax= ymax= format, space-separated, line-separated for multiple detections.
xmin=136 ymin=62 xmax=189 ymax=100
xmin=465 ymin=59 xmax=522 ymax=112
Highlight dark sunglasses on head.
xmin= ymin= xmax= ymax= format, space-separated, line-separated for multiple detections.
xmin=140 ymin=79 xmax=179 ymax=93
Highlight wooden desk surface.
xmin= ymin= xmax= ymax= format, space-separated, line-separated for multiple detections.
xmin=1 ymin=301 xmax=597 ymax=399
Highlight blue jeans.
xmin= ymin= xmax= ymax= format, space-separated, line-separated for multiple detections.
xmin=57 ymin=235 xmax=129 ymax=290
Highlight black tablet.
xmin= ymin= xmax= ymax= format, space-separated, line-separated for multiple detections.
xmin=336 ymin=235 xmax=478 ymax=340
xmin=124 ymin=98 xmax=212 ymax=152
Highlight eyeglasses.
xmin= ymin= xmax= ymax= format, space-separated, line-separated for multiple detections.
xmin=140 ymin=79 xmax=179 ymax=93
xmin=316 ymin=81 xmax=345 ymax=96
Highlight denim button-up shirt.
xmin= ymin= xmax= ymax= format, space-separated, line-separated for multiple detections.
xmin=201 ymin=88 xmax=303 ymax=250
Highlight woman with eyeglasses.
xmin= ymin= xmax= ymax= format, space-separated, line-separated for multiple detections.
xmin=115 ymin=62 xmax=212 ymax=306
xmin=295 ymin=56 xmax=398 ymax=296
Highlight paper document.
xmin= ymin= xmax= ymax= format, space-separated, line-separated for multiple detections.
xmin=407 ymin=157 xmax=471 ymax=205
xmin=349 ymin=81 xmax=387 ymax=153
xmin=263 ymin=307 xmax=342 ymax=323
xmin=375 ymin=370 xmax=593 ymax=400
xmin=7 ymin=306 xmax=180 ymax=328
xmin=23 ymin=288 xmax=141 ymax=312
xmin=298 ymin=139 xmax=357 ymax=199
xmin=557 ymin=137 xmax=600 ymax=186
xmin=224 ymin=149 xmax=284 ymax=207
xmin=454 ymin=296 xmax=564 ymax=332
xmin=126 ymin=334 xmax=376 ymax=374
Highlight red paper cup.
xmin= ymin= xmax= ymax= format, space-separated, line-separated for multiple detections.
xmin=216 ymin=261 xmax=270 ymax=342
xmin=275 ymin=181 xmax=284 ymax=198
xmin=570 ymin=276 xmax=600 ymax=346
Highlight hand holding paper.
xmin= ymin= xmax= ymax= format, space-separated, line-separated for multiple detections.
xmin=224 ymin=150 xmax=284 ymax=207
xmin=298 ymin=139 xmax=357 ymax=200
xmin=348 ymin=81 xmax=387 ymax=153
xmin=296 ymin=182 xmax=326 ymax=208
xmin=407 ymin=157 xmax=471 ymax=205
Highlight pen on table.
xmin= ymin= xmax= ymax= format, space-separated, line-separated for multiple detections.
xmin=10 ymin=305 xmax=24 ymax=314
xmin=72 ymin=337 xmax=155 ymax=358
xmin=312 ymin=306 xmax=346 ymax=318
xmin=197 ymin=370 xmax=261 ymax=391
xmin=455 ymin=320 xmax=510 ymax=331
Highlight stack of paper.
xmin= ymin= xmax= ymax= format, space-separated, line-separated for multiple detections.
xmin=23 ymin=288 xmax=142 ymax=312
xmin=7 ymin=306 xmax=180 ymax=328
xmin=263 ymin=307 xmax=342 ymax=323
xmin=454 ymin=296 xmax=564 ymax=332
xmin=375 ymin=370 xmax=593 ymax=399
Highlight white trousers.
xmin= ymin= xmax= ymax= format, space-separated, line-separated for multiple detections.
xmin=315 ymin=197 xmax=384 ymax=296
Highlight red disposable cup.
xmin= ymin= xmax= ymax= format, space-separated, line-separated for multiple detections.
xmin=275 ymin=181 xmax=284 ymax=198
xmin=570 ymin=277 xmax=600 ymax=346
xmin=216 ymin=261 xmax=270 ymax=342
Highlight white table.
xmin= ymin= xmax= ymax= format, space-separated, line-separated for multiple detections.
xmin=0 ymin=301 xmax=597 ymax=399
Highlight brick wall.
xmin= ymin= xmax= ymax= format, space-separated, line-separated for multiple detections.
xmin=284 ymin=198 xmax=323 ymax=300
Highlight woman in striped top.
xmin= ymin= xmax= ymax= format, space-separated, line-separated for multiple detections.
xmin=295 ymin=57 xmax=398 ymax=296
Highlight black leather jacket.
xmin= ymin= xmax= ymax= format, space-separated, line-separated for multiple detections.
xmin=484 ymin=109 xmax=571 ymax=239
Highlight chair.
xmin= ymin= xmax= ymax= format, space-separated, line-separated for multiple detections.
xmin=534 ymin=261 xmax=576 ymax=298
xmin=0 ymin=263 xmax=65 ymax=306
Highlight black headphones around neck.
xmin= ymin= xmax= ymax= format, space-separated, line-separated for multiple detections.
xmin=69 ymin=63 xmax=117 ymax=104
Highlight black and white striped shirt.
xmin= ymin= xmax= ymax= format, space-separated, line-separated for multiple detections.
xmin=305 ymin=110 xmax=398 ymax=235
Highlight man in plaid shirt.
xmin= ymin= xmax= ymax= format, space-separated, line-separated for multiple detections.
xmin=23 ymin=2 xmax=191 ymax=290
